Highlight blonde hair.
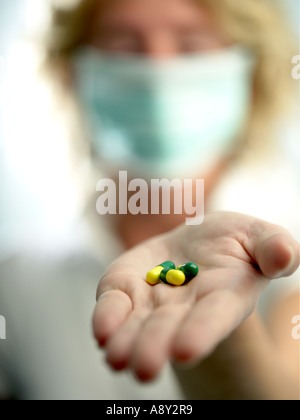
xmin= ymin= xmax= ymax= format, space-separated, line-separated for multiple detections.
xmin=44 ymin=0 xmax=297 ymax=158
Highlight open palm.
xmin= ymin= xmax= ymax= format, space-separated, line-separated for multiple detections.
xmin=93 ymin=212 xmax=299 ymax=381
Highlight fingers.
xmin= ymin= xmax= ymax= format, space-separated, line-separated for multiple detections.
xmin=105 ymin=308 xmax=150 ymax=371
xmin=106 ymin=304 xmax=190 ymax=380
xmin=245 ymin=221 xmax=300 ymax=279
xmin=107 ymin=290 xmax=243 ymax=376
xmin=257 ymin=233 xmax=299 ymax=279
xmin=172 ymin=290 xmax=244 ymax=364
xmin=131 ymin=304 xmax=190 ymax=381
xmin=105 ymin=291 xmax=245 ymax=379
xmin=93 ymin=290 xmax=132 ymax=347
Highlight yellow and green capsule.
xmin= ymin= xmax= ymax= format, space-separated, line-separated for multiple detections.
xmin=160 ymin=268 xmax=170 ymax=284
xmin=165 ymin=269 xmax=186 ymax=286
xmin=178 ymin=263 xmax=199 ymax=284
xmin=146 ymin=261 xmax=175 ymax=285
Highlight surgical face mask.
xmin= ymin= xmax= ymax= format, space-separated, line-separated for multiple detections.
xmin=72 ymin=46 xmax=256 ymax=179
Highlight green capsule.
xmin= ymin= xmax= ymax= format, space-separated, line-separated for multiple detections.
xmin=178 ymin=263 xmax=199 ymax=282
xmin=159 ymin=262 xmax=175 ymax=284
xmin=160 ymin=261 xmax=176 ymax=270
xmin=160 ymin=268 xmax=171 ymax=284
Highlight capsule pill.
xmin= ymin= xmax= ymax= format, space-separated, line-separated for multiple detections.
xmin=146 ymin=261 xmax=175 ymax=285
xmin=160 ymin=261 xmax=176 ymax=270
xmin=160 ymin=268 xmax=170 ymax=284
xmin=146 ymin=266 xmax=164 ymax=285
xmin=178 ymin=262 xmax=199 ymax=284
xmin=166 ymin=269 xmax=186 ymax=286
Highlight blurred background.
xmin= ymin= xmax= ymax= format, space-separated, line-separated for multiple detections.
xmin=0 ymin=0 xmax=299 ymax=259
xmin=0 ymin=0 xmax=83 ymax=258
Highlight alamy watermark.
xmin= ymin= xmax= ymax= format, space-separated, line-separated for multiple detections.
xmin=96 ymin=171 xmax=205 ymax=226
xmin=292 ymin=55 xmax=300 ymax=80
xmin=291 ymin=315 xmax=300 ymax=340
xmin=0 ymin=315 xmax=6 ymax=340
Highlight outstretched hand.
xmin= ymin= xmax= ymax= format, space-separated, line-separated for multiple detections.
xmin=93 ymin=212 xmax=299 ymax=381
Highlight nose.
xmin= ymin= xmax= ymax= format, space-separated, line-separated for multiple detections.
xmin=142 ymin=33 xmax=179 ymax=58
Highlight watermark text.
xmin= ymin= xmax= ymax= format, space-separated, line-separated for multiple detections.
xmin=291 ymin=315 xmax=300 ymax=340
xmin=96 ymin=171 xmax=205 ymax=226
xmin=0 ymin=315 xmax=6 ymax=340
xmin=292 ymin=55 xmax=300 ymax=80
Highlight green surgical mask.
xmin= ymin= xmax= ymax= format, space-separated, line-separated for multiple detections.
xmin=73 ymin=46 xmax=256 ymax=178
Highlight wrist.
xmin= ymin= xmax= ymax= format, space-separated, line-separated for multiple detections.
xmin=173 ymin=313 xmax=279 ymax=400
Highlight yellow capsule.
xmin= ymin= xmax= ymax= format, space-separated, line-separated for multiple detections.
xmin=146 ymin=266 xmax=164 ymax=285
xmin=166 ymin=269 xmax=186 ymax=286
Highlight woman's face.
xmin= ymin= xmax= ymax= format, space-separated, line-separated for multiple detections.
xmin=75 ymin=0 xmax=253 ymax=183
xmin=86 ymin=0 xmax=230 ymax=57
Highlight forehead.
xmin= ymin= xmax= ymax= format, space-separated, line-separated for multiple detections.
xmin=92 ymin=0 xmax=215 ymax=29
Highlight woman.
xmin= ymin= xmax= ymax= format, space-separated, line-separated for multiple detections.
xmin=44 ymin=0 xmax=298 ymax=248
xmin=0 ymin=0 xmax=299 ymax=400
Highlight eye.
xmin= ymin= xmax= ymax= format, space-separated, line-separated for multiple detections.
xmin=91 ymin=32 xmax=141 ymax=54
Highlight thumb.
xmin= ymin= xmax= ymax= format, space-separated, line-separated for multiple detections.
xmin=251 ymin=228 xmax=300 ymax=279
